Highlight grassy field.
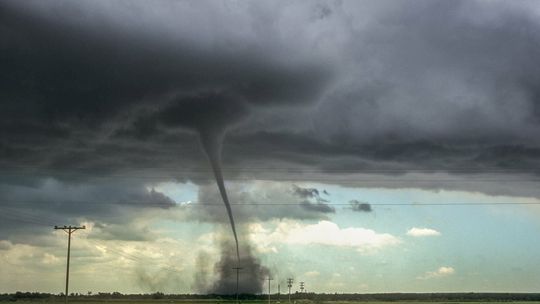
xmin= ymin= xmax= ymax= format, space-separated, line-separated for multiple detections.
xmin=9 ymin=301 xmax=540 ymax=304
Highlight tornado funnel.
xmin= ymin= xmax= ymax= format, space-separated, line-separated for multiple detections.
xmin=199 ymin=131 xmax=240 ymax=261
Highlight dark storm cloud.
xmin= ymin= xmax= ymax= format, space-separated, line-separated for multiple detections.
xmin=191 ymin=182 xmax=333 ymax=223
xmin=292 ymin=185 xmax=335 ymax=213
xmin=0 ymin=0 xmax=330 ymax=138
xmin=2 ymin=0 xmax=540 ymax=249
xmin=0 ymin=0 xmax=332 ymax=196
xmin=292 ymin=185 xmax=320 ymax=199
xmin=0 ymin=178 xmax=177 ymax=243
xmin=311 ymin=0 xmax=540 ymax=150
xmin=349 ymin=200 xmax=372 ymax=213
xmin=2 ymin=0 xmax=540 ymax=179
xmin=300 ymin=200 xmax=336 ymax=213
xmin=227 ymin=131 xmax=540 ymax=176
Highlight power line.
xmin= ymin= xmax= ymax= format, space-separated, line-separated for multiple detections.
xmin=2 ymin=201 xmax=540 ymax=207
xmin=2 ymin=164 xmax=539 ymax=172
xmin=0 ymin=208 xmax=57 ymax=226
xmin=1 ymin=173 xmax=540 ymax=182
xmin=1 ymin=166 xmax=540 ymax=178
xmin=84 ymin=239 xmax=183 ymax=275
xmin=86 ymin=239 xmax=147 ymax=263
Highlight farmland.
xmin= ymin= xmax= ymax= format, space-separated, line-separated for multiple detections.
xmin=7 ymin=300 xmax=540 ymax=304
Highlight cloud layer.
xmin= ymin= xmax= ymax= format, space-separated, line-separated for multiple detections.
xmin=1 ymin=0 xmax=540 ymax=182
xmin=250 ymin=220 xmax=401 ymax=253
xmin=417 ymin=266 xmax=456 ymax=280
xmin=407 ymin=227 xmax=442 ymax=237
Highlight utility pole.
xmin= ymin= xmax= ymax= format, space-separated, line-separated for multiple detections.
xmin=287 ymin=278 xmax=293 ymax=303
xmin=232 ymin=267 xmax=242 ymax=304
xmin=54 ymin=225 xmax=85 ymax=304
xmin=299 ymin=282 xmax=305 ymax=293
xmin=278 ymin=284 xmax=280 ymax=302
xmin=267 ymin=277 xmax=273 ymax=304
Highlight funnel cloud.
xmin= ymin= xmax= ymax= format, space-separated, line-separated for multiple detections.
xmin=157 ymin=92 xmax=251 ymax=260
xmin=199 ymin=131 xmax=240 ymax=261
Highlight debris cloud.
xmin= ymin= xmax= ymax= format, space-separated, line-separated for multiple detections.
xmin=192 ymin=231 xmax=270 ymax=294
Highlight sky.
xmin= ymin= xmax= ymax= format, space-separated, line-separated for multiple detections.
xmin=1 ymin=0 xmax=540 ymax=294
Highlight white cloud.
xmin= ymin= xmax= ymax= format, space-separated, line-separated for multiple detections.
xmin=41 ymin=253 xmax=60 ymax=265
xmin=0 ymin=225 xmax=201 ymax=293
xmin=417 ymin=266 xmax=455 ymax=279
xmin=304 ymin=271 xmax=320 ymax=277
xmin=250 ymin=220 xmax=400 ymax=253
xmin=406 ymin=227 xmax=441 ymax=237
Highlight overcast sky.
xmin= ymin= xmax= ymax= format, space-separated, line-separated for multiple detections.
xmin=1 ymin=0 xmax=540 ymax=294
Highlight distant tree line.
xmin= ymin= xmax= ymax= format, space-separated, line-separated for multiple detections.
xmin=2 ymin=292 xmax=540 ymax=302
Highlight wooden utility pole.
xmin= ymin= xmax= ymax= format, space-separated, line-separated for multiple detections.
xmin=287 ymin=278 xmax=293 ymax=303
xmin=267 ymin=277 xmax=273 ymax=304
xmin=232 ymin=267 xmax=242 ymax=304
xmin=54 ymin=225 xmax=85 ymax=304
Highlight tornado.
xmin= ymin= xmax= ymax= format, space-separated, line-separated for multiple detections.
xmin=199 ymin=130 xmax=240 ymax=262
xmin=158 ymin=92 xmax=249 ymax=262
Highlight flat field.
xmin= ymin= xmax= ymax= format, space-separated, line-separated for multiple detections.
xmin=9 ymin=301 xmax=540 ymax=304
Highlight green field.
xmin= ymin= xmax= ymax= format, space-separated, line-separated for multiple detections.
xmin=9 ymin=301 xmax=540 ymax=304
